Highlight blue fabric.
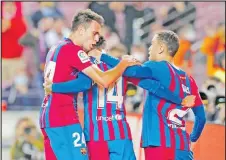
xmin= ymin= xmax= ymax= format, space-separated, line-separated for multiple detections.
xmin=176 ymin=149 xmax=194 ymax=160
xmin=45 ymin=124 xmax=88 ymax=160
xmin=107 ymin=139 xmax=136 ymax=160
xmin=52 ymin=73 xmax=92 ymax=93
xmin=190 ymin=106 xmax=206 ymax=142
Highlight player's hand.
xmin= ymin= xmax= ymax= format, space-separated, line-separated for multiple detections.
xmin=181 ymin=95 xmax=196 ymax=107
xmin=43 ymin=78 xmax=53 ymax=95
xmin=121 ymin=55 xmax=141 ymax=66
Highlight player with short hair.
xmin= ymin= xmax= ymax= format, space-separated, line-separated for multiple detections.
xmin=43 ymin=36 xmax=196 ymax=160
xmin=40 ymin=9 xmax=138 ymax=160
xmin=100 ymin=30 xmax=206 ymax=160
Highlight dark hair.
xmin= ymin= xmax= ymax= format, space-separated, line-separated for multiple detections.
xmin=71 ymin=9 xmax=104 ymax=31
xmin=156 ymin=30 xmax=180 ymax=57
xmin=199 ymin=92 xmax=208 ymax=101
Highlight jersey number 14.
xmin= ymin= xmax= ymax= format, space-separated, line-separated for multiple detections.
xmin=98 ymin=77 xmax=123 ymax=109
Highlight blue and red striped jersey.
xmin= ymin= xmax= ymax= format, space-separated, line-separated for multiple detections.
xmin=83 ymin=57 xmax=135 ymax=142
xmin=140 ymin=61 xmax=204 ymax=151
xmin=39 ymin=38 xmax=92 ymax=128
xmin=100 ymin=54 xmax=205 ymax=151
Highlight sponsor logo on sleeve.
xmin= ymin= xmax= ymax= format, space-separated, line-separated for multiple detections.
xmin=78 ymin=50 xmax=90 ymax=63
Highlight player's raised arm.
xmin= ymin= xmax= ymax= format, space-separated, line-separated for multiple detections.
xmin=100 ymin=53 xmax=153 ymax=78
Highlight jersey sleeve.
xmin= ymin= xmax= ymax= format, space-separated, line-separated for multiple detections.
xmin=67 ymin=46 xmax=93 ymax=71
xmin=126 ymin=77 xmax=140 ymax=86
xmin=100 ymin=53 xmax=153 ymax=78
xmin=137 ymin=79 xmax=182 ymax=104
xmin=189 ymin=76 xmax=206 ymax=142
xmin=52 ymin=73 xmax=92 ymax=93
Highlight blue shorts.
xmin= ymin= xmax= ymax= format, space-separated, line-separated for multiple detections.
xmin=87 ymin=139 xmax=136 ymax=160
xmin=44 ymin=123 xmax=88 ymax=160
xmin=176 ymin=149 xmax=194 ymax=160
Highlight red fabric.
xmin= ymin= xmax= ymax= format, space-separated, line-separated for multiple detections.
xmin=87 ymin=141 xmax=109 ymax=160
xmin=2 ymin=2 xmax=27 ymax=59
xmin=144 ymin=146 xmax=175 ymax=160
xmin=41 ymin=129 xmax=57 ymax=160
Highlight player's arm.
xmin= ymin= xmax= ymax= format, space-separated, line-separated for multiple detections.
xmin=82 ymin=59 xmax=136 ymax=88
xmin=189 ymin=77 xmax=206 ymax=147
xmin=127 ymin=78 xmax=192 ymax=105
xmin=131 ymin=78 xmax=182 ymax=104
xmin=69 ymin=48 xmax=136 ymax=88
xmin=100 ymin=53 xmax=153 ymax=78
xmin=45 ymin=73 xmax=92 ymax=94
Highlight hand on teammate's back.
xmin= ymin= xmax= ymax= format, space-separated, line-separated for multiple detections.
xmin=181 ymin=95 xmax=196 ymax=107
xmin=121 ymin=56 xmax=141 ymax=67
xmin=43 ymin=78 xmax=53 ymax=95
xmin=121 ymin=55 xmax=141 ymax=66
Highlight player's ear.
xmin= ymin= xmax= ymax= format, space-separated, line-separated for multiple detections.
xmin=78 ymin=25 xmax=85 ymax=35
xmin=159 ymin=44 xmax=164 ymax=54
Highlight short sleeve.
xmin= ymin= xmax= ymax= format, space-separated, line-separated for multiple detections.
xmin=66 ymin=45 xmax=93 ymax=71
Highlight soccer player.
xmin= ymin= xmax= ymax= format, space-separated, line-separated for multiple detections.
xmin=44 ymin=45 xmax=196 ymax=160
xmin=99 ymin=30 xmax=206 ymax=160
xmin=40 ymin=9 xmax=138 ymax=160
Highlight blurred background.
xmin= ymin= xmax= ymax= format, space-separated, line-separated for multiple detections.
xmin=1 ymin=2 xmax=225 ymax=160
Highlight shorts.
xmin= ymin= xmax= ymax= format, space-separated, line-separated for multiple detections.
xmin=87 ymin=139 xmax=136 ymax=160
xmin=41 ymin=123 xmax=88 ymax=160
xmin=144 ymin=146 xmax=175 ymax=160
xmin=176 ymin=149 xmax=194 ymax=160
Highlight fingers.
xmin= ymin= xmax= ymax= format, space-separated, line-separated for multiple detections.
xmin=43 ymin=79 xmax=52 ymax=95
xmin=182 ymin=95 xmax=196 ymax=107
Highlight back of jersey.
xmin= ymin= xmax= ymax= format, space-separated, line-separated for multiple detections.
xmin=83 ymin=57 xmax=132 ymax=142
xmin=141 ymin=61 xmax=201 ymax=151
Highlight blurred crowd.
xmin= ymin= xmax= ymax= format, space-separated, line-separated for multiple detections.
xmin=2 ymin=2 xmax=225 ymax=125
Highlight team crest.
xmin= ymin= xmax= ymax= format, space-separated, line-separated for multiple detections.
xmin=80 ymin=148 xmax=87 ymax=155
xmin=78 ymin=50 xmax=90 ymax=63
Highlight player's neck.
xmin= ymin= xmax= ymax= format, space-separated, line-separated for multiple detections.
xmin=161 ymin=55 xmax=173 ymax=63
xmin=68 ymin=34 xmax=82 ymax=47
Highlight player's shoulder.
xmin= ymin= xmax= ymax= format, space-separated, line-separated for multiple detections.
xmin=188 ymin=75 xmax=198 ymax=87
xmin=143 ymin=60 xmax=169 ymax=71
xmin=143 ymin=60 xmax=167 ymax=66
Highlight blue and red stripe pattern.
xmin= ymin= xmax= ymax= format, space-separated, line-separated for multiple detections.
xmin=40 ymin=38 xmax=92 ymax=128
xmin=141 ymin=61 xmax=198 ymax=151
xmin=83 ymin=57 xmax=132 ymax=142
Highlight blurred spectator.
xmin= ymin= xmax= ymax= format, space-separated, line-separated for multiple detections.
xmin=31 ymin=2 xmax=64 ymax=28
xmin=173 ymin=24 xmax=196 ymax=75
xmin=20 ymin=16 xmax=55 ymax=72
xmin=200 ymin=22 xmax=225 ymax=81
xmin=88 ymin=2 xmax=118 ymax=33
xmin=101 ymin=26 xmax=121 ymax=50
xmin=108 ymin=44 xmax=128 ymax=59
xmin=162 ymin=2 xmax=196 ymax=33
xmin=130 ymin=44 xmax=148 ymax=63
xmin=2 ymin=2 xmax=27 ymax=88
xmin=125 ymin=83 xmax=144 ymax=113
xmin=45 ymin=16 xmax=71 ymax=48
xmin=109 ymin=2 xmax=155 ymax=51
xmin=10 ymin=117 xmax=44 ymax=160
xmin=214 ymin=96 xmax=225 ymax=125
